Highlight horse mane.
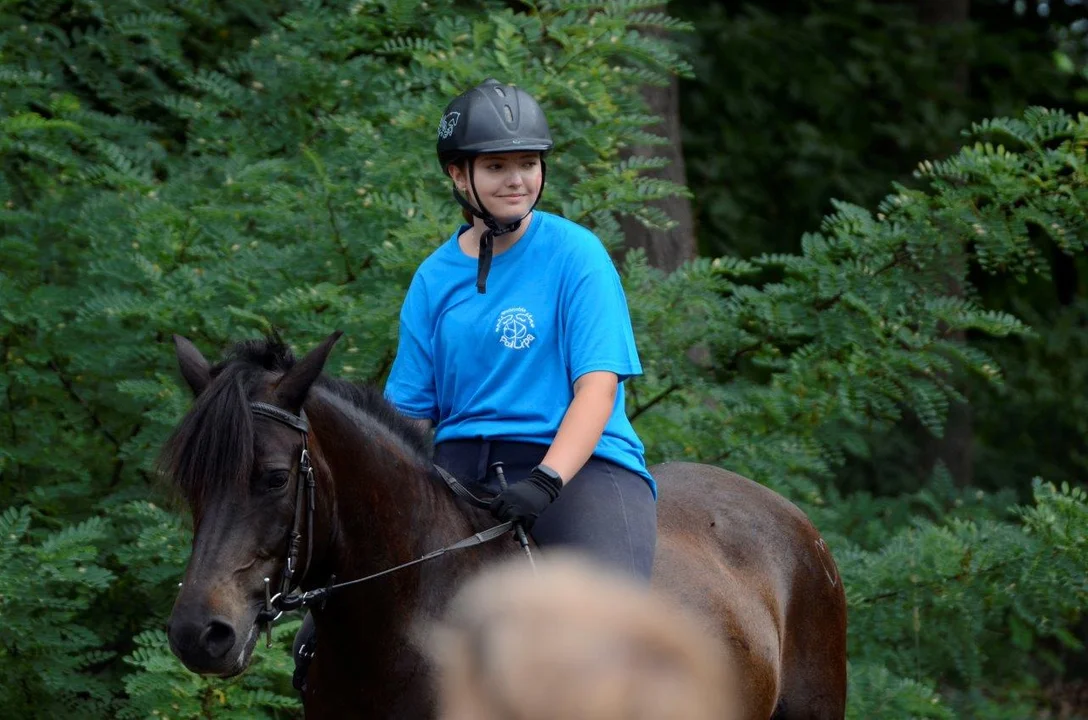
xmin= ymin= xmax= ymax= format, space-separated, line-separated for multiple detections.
xmin=313 ymin=374 xmax=432 ymax=457
xmin=160 ymin=334 xmax=430 ymax=505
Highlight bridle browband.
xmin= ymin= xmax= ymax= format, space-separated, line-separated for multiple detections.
xmin=248 ymin=400 xmax=515 ymax=647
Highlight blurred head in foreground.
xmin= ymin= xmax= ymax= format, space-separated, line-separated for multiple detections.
xmin=426 ymin=554 xmax=736 ymax=720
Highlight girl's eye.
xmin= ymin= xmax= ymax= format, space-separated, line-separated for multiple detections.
xmin=267 ymin=470 xmax=290 ymax=490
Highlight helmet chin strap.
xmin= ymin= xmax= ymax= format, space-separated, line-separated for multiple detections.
xmin=452 ymin=161 xmax=548 ymax=293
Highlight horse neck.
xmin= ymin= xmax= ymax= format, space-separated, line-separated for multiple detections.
xmin=305 ymin=387 xmax=477 ymax=595
xmin=301 ymin=389 xmax=499 ymax=717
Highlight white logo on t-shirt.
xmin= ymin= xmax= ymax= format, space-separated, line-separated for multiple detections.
xmin=495 ymin=307 xmax=535 ymax=350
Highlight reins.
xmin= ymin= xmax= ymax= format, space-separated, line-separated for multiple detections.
xmin=261 ymin=520 xmax=514 ymax=616
xmin=248 ymin=400 xmax=524 ymax=645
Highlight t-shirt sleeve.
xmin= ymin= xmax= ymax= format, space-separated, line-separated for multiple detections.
xmin=563 ymin=240 xmax=643 ymax=384
xmin=384 ymin=271 xmax=438 ymax=420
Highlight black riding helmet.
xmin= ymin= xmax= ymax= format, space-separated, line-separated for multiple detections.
xmin=436 ymin=78 xmax=553 ymax=293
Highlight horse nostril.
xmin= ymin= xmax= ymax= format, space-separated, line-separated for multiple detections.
xmin=199 ymin=619 xmax=237 ymax=659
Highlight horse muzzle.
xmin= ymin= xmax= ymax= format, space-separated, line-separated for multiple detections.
xmin=167 ymin=605 xmax=259 ymax=677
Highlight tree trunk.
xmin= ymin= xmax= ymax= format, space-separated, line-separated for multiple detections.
xmin=617 ymin=75 xmax=696 ymax=273
xmin=917 ymin=0 xmax=971 ymax=92
xmin=916 ymin=0 xmax=969 ymax=24
xmin=916 ymin=0 xmax=975 ymax=487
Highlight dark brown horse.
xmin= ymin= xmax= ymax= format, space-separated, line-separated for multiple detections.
xmin=164 ymin=332 xmax=847 ymax=719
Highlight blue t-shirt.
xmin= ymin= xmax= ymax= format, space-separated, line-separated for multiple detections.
xmin=384 ymin=210 xmax=656 ymax=497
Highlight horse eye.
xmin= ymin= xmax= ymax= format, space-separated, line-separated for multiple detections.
xmin=266 ymin=470 xmax=290 ymax=490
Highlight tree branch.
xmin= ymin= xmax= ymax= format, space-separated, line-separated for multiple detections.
xmin=48 ymin=359 xmax=121 ymax=449
xmin=366 ymin=348 xmax=395 ymax=387
xmin=109 ymin=420 xmax=146 ymax=488
xmin=1 ymin=335 xmax=16 ymax=448
xmin=856 ymin=547 xmax=1055 ymax=606
xmin=326 ymin=196 xmax=355 ymax=283
xmin=630 ymin=382 xmax=680 ymax=421
xmin=724 ymin=340 xmax=763 ymax=372
xmin=812 ymin=254 xmax=904 ymax=312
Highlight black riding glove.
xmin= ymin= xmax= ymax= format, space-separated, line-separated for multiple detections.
xmin=489 ymin=466 xmax=563 ymax=530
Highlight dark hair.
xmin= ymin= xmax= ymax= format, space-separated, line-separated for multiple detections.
xmin=448 ymin=158 xmax=474 ymax=224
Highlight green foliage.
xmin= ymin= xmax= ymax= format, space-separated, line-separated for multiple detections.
xmin=671 ymin=0 xmax=1088 ymax=518
xmin=0 ymin=497 xmax=297 ymax=718
xmin=0 ymin=507 xmax=114 ymax=717
xmin=120 ymin=625 xmax=301 ymax=720
xmin=822 ymin=464 xmax=1020 ymax=552
xmin=969 ymin=297 xmax=1088 ymax=493
xmin=678 ymin=1 xmax=959 ymax=257
xmin=841 ymin=480 xmax=1088 ymax=717
xmin=0 ymin=0 xmax=297 ymax=512
xmin=1022 ymin=0 xmax=1088 ymax=103
xmin=2 ymin=0 xmax=1087 ymax=718
xmin=846 ymin=662 xmax=955 ymax=720
xmin=629 ymin=108 xmax=1087 ymax=503
xmin=675 ymin=0 xmax=1081 ymax=259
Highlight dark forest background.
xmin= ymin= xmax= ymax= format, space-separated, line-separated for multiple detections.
xmin=2 ymin=0 xmax=1087 ymax=716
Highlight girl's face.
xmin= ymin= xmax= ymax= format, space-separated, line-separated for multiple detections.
xmin=450 ymin=152 xmax=543 ymax=224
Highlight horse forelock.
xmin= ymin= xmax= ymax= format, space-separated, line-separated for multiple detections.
xmin=160 ymin=336 xmax=294 ymax=508
xmin=218 ymin=333 xmax=297 ymax=374
xmin=162 ymin=334 xmax=431 ymax=506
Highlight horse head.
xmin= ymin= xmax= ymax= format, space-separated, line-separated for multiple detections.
xmin=163 ymin=331 xmax=342 ymax=677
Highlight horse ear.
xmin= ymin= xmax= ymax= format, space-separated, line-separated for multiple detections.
xmin=174 ymin=335 xmax=212 ymax=397
xmin=275 ymin=330 xmax=344 ymax=412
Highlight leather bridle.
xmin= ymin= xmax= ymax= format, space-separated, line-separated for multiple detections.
xmin=249 ymin=401 xmax=316 ymax=624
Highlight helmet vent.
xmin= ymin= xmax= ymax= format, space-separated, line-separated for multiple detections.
xmin=493 ymin=86 xmax=506 ymax=97
xmin=504 ymin=104 xmax=514 ymax=123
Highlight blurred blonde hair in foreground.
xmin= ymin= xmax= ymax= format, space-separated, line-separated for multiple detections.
xmin=426 ymin=553 xmax=738 ymax=720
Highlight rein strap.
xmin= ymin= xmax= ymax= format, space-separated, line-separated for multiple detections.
xmin=272 ymin=521 xmax=514 ymax=613
xmin=433 ymin=463 xmax=493 ymax=509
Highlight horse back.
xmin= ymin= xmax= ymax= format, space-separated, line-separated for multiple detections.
xmin=650 ymin=461 xmax=848 ymax=720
